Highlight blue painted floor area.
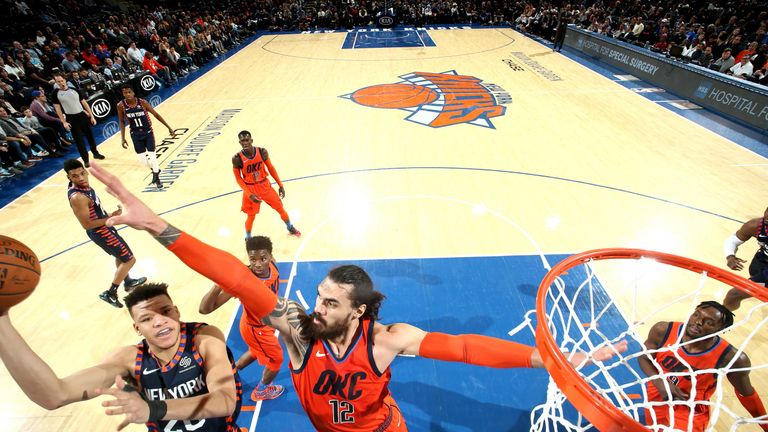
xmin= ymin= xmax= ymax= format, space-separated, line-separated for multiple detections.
xmin=230 ymin=255 xmax=643 ymax=431
xmin=342 ymin=29 xmax=436 ymax=49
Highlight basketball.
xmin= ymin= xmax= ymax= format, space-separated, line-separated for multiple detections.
xmin=351 ymin=83 xmax=440 ymax=109
xmin=0 ymin=235 xmax=40 ymax=309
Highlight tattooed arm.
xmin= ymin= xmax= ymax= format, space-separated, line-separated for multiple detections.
xmin=262 ymin=298 xmax=312 ymax=366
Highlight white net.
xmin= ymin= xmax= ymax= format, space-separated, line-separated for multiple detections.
xmin=508 ymin=250 xmax=768 ymax=432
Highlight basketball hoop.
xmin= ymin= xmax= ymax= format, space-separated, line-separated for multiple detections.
xmin=530 ymin=248 xmax=768 ymax=432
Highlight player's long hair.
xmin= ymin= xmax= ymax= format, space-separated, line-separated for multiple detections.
xmin=329 ymin=265 xmax=385 ymax=321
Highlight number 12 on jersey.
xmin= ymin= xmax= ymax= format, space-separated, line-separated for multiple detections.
xmin=329 ymin=399 xmax=354 ymax=424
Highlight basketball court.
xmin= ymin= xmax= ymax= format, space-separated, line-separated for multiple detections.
xmin=1 ymin=27 xmax=767 ymax=431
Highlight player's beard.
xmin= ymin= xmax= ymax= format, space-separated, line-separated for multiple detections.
xmin=299 ymin=311 xmax=351 ymax=341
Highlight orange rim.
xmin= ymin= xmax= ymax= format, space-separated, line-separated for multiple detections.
xmin=535 ymin=248 xmax=767 ymax=432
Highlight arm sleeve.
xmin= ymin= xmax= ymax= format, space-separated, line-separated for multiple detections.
xmin=418 ymin=332 xmax=534 ymax=368
xmin=264 ymin=158 xmax=283 ymax=188
xmin=724 ymin=234 xmax=746 ymax=257
xmin=232 ymin=167 xmax=250 ymax=193
xmin=736 ymin=389 xmax=768 ymax=431
xmin=166 ymin=232 xmax=278 ymax=318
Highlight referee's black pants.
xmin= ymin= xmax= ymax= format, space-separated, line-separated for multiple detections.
xmin=66 ymin=112 xmax=98 ymax=164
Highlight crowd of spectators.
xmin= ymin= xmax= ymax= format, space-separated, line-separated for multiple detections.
xmin=1 ymin=0 xmax=766 ymax=180
xmin=513 ymin=1 xmax=768 ymax=86
xmin=0 ymin=0 xmax=259 ymax=180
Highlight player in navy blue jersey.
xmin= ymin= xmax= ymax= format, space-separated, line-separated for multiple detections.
xmin=65 ymin=158 xmax=146 ymax=307
xmin=0 ymin=283 xmax=242 ymax=431
xmin=117 ymin=85 xmax=174 ymax=189
xmin=723 ymin=206 xmax=768 ymax=310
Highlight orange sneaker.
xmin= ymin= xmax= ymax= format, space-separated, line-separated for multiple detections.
xmin=251 ymin=384 xmax=285 ymax=401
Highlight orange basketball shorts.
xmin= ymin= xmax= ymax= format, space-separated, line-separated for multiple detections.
xmin=382 ymin=395 xmax=408 ymax=432
xmin=644 ymin=406 xmax=709 ymax=432
xmin=239 ymin=318 xmax=283 ymax=371
xmin=240 ymin=180 xmax=285 ymax=216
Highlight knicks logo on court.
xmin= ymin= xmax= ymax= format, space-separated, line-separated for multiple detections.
xmin=341 ymin=71 xmax=512 ymax=128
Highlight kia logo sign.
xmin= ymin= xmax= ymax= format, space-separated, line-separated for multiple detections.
xmin=91 ymin=99 xmax=111 ymax=119
xmin=102 ymin=120 xmax=119 ymax=139
xmin=378 ymin=16 xmax=394 ymax=26
xmin=149 ymin=95 xmax=162 ymax=107
xmin=140 ymin=75 xmax=156 ymax=91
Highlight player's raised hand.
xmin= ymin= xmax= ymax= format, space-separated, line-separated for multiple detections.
xmin=95 ymin=375 xmax=150 ymax=431
xmin=89 ymin=163 xmax=168 ymax=235
xmin=727 ymin=255 xmax=746 ymax=271
xmin=567 ymin=340 xmax=628 ymax=369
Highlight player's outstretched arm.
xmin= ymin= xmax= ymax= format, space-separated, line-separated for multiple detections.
xmin=0 ymin=312 xmax=132 ymax=410
xmin=377 ymin=322 xmax=626 ymax=371
xmin=88 ymin=163 xmax=278 ymax=318
xmin=98 ymin=326 xmax=237 ymax=430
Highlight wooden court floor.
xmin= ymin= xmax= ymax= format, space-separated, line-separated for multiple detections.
xmin=1 ymin=28 xmax=767 ymax=431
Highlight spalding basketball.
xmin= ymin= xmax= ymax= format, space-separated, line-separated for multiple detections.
xmin=0 ymin=235 xmax=40 ymax=309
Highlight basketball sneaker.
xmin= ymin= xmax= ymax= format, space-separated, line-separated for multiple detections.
xmin=288 ymin=226 xmax=301 ymax=237
xmin=125 ymin=276 xmax=147 ymax=291
xmin=99 ymin=290 xmax=123 ymax=308
xmin=251 ymin=384 xmax=284 ymax=401
xmin=152 ymin=170 xmax=163 ymax=189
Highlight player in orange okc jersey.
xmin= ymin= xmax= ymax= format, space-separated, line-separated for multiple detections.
xmin=232 ymin=130 xmax=300 ymax=239
xmin=88 ymin=162 xmax=628 ymax=432
xmin=199 ymin=235 xmax=285 ymax=401
xmin=639 ymin=301 xmax=767 ymax=431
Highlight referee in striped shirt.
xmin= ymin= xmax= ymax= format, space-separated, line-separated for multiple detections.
xmin=52 ymin=73 xmax=105 ymax=167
